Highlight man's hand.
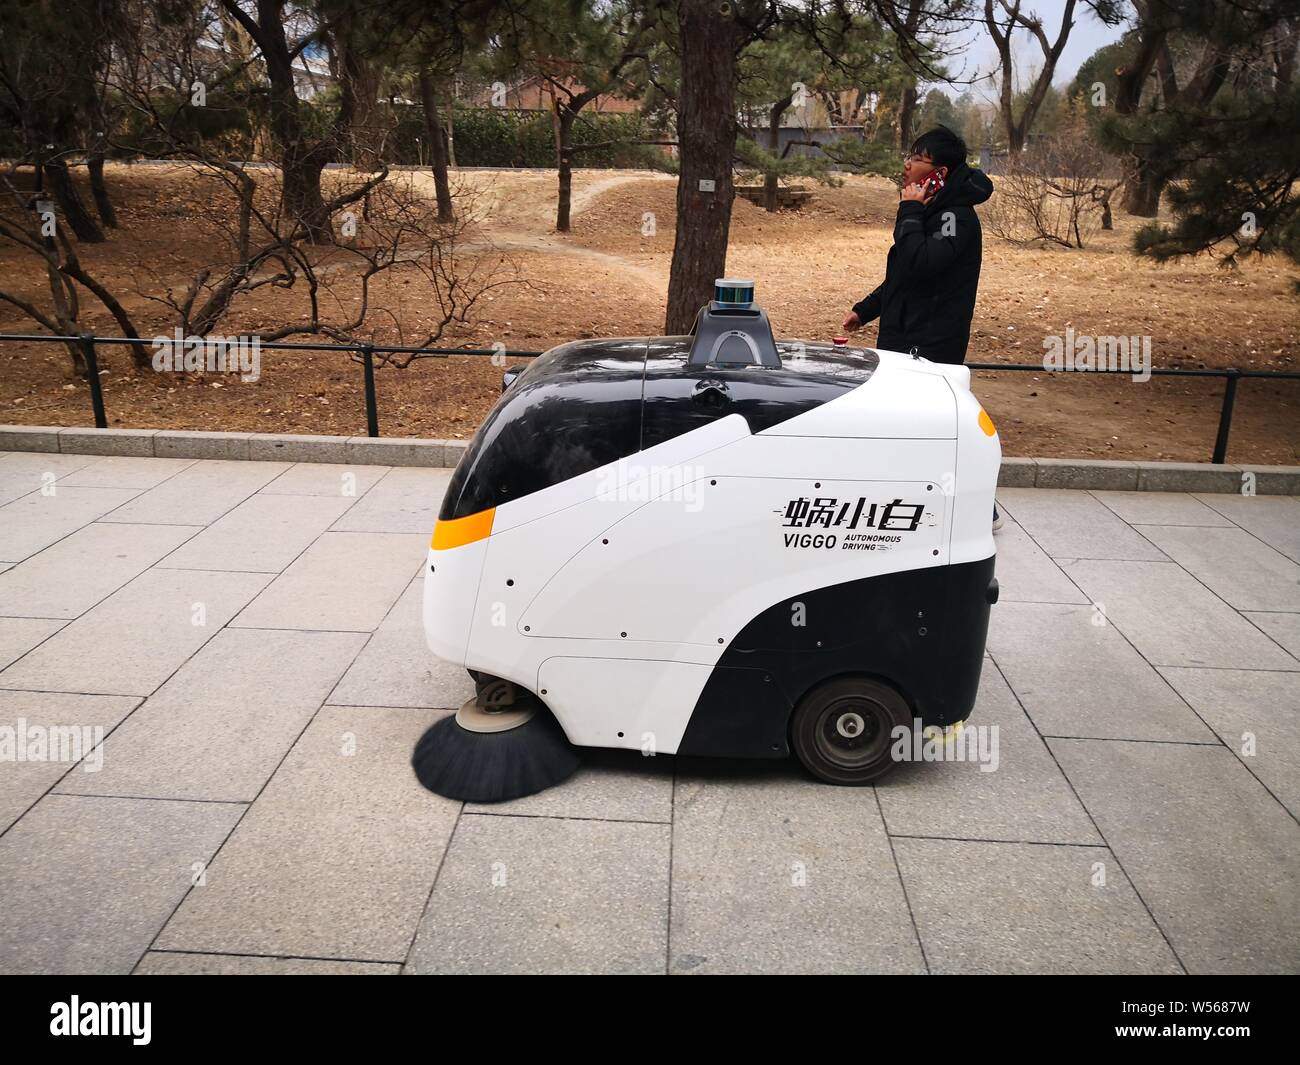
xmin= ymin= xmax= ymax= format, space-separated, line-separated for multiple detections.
xmin=842 ymin=311 xmax=862 ymax=331
xmin=900 ymin=181 xmax=929 ymax=204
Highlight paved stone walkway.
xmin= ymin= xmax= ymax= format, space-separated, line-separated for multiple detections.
xmin=0 ymin=451 xmax=1296 ymax=974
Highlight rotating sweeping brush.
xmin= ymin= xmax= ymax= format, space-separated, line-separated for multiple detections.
xmin=412 ymin=686 xmax=580 ymax=803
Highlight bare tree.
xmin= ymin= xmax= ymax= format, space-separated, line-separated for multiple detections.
xmin=983 ymin=0 xmax=1119 ymax=152
xmin=984 ymin=103 xmax=1120 ymax=247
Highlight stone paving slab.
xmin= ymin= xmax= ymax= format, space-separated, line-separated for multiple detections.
xmin=157 ymin=494 xmax=355 ymax=573
xmin=465 ymin=747 xmax=675 ymax=824
xmin=57 ymin=629 xmax=367 ymax=803
xmin=0 ymin=569 xmax=272 ymax=695
xmin=0 ymin=617 xmax=64 ymax=671
xmin=1157 ymin=667 xmax=1300 ymax=819
xmin=0 ymin=486 xmax=140 ymax=562
xmin=1091 ymin=490 xmax=1234 ymax=527
xmin=0 ymin=450 xmax=1297 ymax=975
xmin=0 ymin=452 xmax=99 ymax=507
xmin=258 ymin=462 xmax=390 ymax=498
xmin=1050 ymin=738 xmax=1300 ymax=974
xmin=894 ymin=839 xmax=1181 ymax=974
xmin=875 ymin=659 xmax=1102 ymax=844
xmin=1244 ymin=611 xmax=1300 ymax=658
xmin=406 ymin=814 xmax=671 ymax=975
xmin=329 ymin=467 xmax=450 ymax=534
xmin=669 ymin=768 xmax=923 ymax=974
xmin=155 ymin=705 xmax=459 ymax=963
xmin=102 ymin=459 xmax=289 ymax=526
xmin=988 ymin=519 xmax=1088 ymax=604
xmin=230 ymin=532 xmax=426 ymax=632
xmin=330 ymin=577 xmax=475 ymax=709
xmin=1061 ymin=559 xmax=1299 ymax=670
xmin=0 ymin=691 xmax=140 ymax=833
xmin=995 ymin=488 xmax=1169 ymax=562
xmin=57 ymin=456 xmax=196 ymax=490
xmin=0 ymin=794 xmax=244 ymax=974
xmin=134 ymin=952 xmax=398 ymax=974
xmin=1134 ymin=525 xmax=1300 ymax=612
xmin=1194 ymin=494 xmax=1300 ymax=563
xmin=986 ymin=602 xmax=1218 ymax=742
xmin=0 ymin=522 xmax=200 ymax=619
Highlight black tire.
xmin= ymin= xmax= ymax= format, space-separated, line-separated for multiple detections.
xmin=791 ymin=676 xmax=912 ymax=786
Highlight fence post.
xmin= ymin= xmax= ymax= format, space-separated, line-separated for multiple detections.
xmin=361 ymin=344 xmax=380 ymax=438
xmin=79 ymin=334 xmax=108 ymax=429
xmin=1211 ymin=369 xmax=1240 ymax=465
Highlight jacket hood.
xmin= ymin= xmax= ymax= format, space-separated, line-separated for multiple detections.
xmin=929 ymin=163 xmax=994 ymax=210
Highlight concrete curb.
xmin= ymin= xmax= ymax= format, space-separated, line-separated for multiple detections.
xmin=0 ymin=425 xmax=1295 ymax=494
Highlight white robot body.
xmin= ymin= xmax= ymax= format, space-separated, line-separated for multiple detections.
xmin=425 ymin=342 xmax=999 ymax=761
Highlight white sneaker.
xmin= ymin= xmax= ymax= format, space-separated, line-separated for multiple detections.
xmin=992 ymin=503 xmax=1004 ymax=533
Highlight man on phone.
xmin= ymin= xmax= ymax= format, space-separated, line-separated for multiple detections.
xmin=844 ymin=126 xmax=1000 ymax=528
xmin=842 ymin=126 xmax=993 ymax=365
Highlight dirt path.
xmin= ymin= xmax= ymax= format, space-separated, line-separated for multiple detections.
xmin=0 ymin=163 xmax=1295 ymax=462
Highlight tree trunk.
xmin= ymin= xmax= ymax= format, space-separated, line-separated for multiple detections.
xmin=1120 ymin=158 xmax=1166 ymax=217
xmin=281 ymin=141 xmax=331 ymax=241
xmin=87 ymin=155 xmax=116 ymax=228
xmin=238 ymin=0 xmax=331 ymax=241
xmin=897 ymin=83 xmax=917 ymax=149
xmin=664 ymin=0 xmax=741 ymax=335
xmin=764 ymin=95 xmax=792 ymax=213
xmin=445 ymin=100 xmax=457 ymax=167
xmin=42 ymin=160 xmax=103 ymax=242
xmin=344 ymin=52 xmax=384 ymax=171
xmin=556 ymin=107 xmax=576 ymax=232
xmin=418 ymin=69 xmax=455 ymax=223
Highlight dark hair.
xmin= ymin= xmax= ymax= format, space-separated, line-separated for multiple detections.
xmin=909 ymin=126 xmax=967 ymax=169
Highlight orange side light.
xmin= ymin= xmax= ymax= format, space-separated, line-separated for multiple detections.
xmin=978 ymin=407 xmax=997 ymax=437
xmin=431 ymin=507 xmax=495 ymax=550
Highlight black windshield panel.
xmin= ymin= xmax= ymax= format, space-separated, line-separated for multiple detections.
xmin=641 ymin=342 xmax=878 ymax=450
xmin=438 ymin=339 xmax=648 ymax=520
xmin=439 ymin=339 xmax=878 ymax=521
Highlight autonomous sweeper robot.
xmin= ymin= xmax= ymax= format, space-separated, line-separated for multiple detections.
xmin=416 ymin=281 xmax=1000 ymax=802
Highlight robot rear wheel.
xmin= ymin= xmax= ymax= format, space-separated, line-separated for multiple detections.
xmin=791 ymin=676 xmax=911 ymax=786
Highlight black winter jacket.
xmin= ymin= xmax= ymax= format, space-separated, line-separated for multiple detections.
xmin=852 ymin=163 xmax=994 ymax=365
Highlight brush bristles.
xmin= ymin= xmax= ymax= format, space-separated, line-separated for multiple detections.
xmin=412 ymin=710 xmax=581 ymax=803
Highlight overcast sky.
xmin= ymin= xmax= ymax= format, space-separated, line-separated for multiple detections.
xmin=937 ymin=3 xmax=1133 ymax=97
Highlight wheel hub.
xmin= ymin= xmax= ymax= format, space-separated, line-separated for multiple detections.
xmin=836 ymin=711 xmax=866 ymax=739
xmin=815 ymin=698 xmax=888 ymax=769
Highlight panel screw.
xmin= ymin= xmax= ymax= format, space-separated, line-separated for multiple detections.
xmin=506 ymin=579 xmax=514 ymax=586
xmin=621 ymin=631 xmax=627 ymax=638
xmin=524 ymin=625 xmax=531 ymax=631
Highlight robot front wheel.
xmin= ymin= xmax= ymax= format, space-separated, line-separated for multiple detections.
xmin=790 ymin=676 xmax=912 ymax=786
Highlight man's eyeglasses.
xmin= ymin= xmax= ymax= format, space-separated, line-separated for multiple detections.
xmin=902 ymin=152 xmax=931 ymax=164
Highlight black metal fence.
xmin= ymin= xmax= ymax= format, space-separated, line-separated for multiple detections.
xmin=1 ymin=332 xmax=1296 ymax=465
